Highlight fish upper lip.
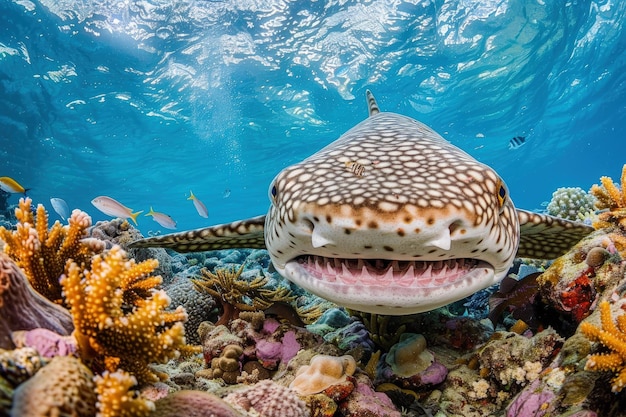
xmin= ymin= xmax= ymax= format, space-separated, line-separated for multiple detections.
xmin=289 ymin=255 xmax=491 ymax=288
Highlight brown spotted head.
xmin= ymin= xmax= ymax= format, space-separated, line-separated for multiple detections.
xmin=265 ymin=91 xmax=520 ymax=314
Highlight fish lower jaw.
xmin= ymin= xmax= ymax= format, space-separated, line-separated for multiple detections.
xmin=282 ymin=255 xmax=495 ymax=315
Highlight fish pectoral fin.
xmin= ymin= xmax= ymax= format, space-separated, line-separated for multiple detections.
xmin=516 ymin=209 xmax=594 ymax=259
xmin=128 ymin=215 xmax=267 ymax=252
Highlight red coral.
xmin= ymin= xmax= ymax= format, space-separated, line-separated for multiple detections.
xmin=559 ymin=267 xmax=596 ymax=322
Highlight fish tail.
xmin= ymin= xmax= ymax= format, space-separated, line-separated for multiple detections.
xmin=129 ymin=210 xmax=143 ymax=225
xmin=145 ymin=207 xmax=155 ymax=216
xmin=187 ymin=190 xmax=195 ymax=201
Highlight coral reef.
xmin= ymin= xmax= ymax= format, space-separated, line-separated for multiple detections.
xmin=10 ymin=355 xmax=97 ymax=417
xmin=538 ymin=231 xmax=623 ymax=331
xmin=90 ymin=218 xmax=174 ymax=283
xmin=224 ymin=379 xmax=309 ymax=417
xmin=61 ymin=245 xmax=193 ymax=384
xmin=192 ymin=263 xmax=296 ymax=326
xmin=164 ymin=274 xmax=216 ymax=345
xmin=580 ymin=300 xmax=626 ymax=392
xmin=0 ymin=197 xmax=102 ymax=306
xmin=547 ymin=187 xmax=596 ymax=221
xmin=95 ymin=370 xmax=155 ymax=417
xmin=0 ymin=252 xmax=73 ymax=349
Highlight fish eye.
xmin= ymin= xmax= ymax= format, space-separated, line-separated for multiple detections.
xmin=269 ymin=184 xmax=278 ymax=201
xmin=496 ymin=180 xmax=507 ymax=211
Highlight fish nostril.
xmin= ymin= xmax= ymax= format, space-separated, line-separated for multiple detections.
xmin=449 ymin=221 xmax=463 ymax=236
xmin=302 ymin=218 xmax=314 ymax=232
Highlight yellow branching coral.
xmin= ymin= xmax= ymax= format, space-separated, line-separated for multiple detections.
xmin=192 ymin=263 xmax=296 ymax=325
xmin=0 ymin=197 xmax=102 ymax=305
xmin=94 ymin=370 xmax=155 ymax=417
xmin=591 ymin=164 xmax=626 ymax=210
xmin=580 ymin=300 xmax=626 ymax=392
xmin=61 ymin=245 xmax=191 ymax=384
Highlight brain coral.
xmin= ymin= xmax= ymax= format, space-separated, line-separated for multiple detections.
xmin=546 ymin=187 xmax=596 ymax=221
xmin=149 ymin=390 xmax=244 ymax=417
xmin=224 ymin=379 xmax=310 ymax=417
xmin=10 ymin=355 xmax=97 ymax=417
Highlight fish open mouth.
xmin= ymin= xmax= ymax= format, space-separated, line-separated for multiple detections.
xmin=292 ymin=255 xmax=489 ymax=288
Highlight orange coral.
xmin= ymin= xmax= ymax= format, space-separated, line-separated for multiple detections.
xmin=94 ymin=370 xmax=155 ymax=417
xmin=590 ymin=165 xmax=626 ymax=211
xmin=0 ymin=197 xmax=102 ymax=305
xmin=61 ymin=245 xmax=194 ymax=384
xmin=580 ymin=301 xmax=626 ymax=392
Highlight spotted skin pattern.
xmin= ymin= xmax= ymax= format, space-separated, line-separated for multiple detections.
xmin=130 ymin=92 xmax=593 ymax=314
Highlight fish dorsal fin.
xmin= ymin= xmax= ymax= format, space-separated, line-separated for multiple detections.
xmin=516 ymin=209 xmax=594 ymax=259
xmin=128 ymin=215 xmax=266 ymax=252
xmin=366 ymin=90 xmax=380 ymax=116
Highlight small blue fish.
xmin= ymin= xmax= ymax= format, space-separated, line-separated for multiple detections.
xmin=508 ymin=136 xmax=526 ymax=150
xmin=223 ymin=189 xmax=231 ymax=199
xmin=145 ymin=207 xmax=177 ymax=229
xmin=50 ymin=198 xmax=69 ymax=221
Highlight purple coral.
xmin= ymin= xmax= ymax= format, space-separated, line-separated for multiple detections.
xmin=11 ymin=328 xmax=77 ymax=358
xmin=0 ymin=253 xmax=73 ymax=349
xmin=338 ymin=374 xmax=401 ymax=417
xmin=506 ymin=379 xmax=556 ymax=417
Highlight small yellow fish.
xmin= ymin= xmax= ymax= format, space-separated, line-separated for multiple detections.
xmin=145 ymin=207 xmax=177 ymax=230
xmin=188 ymin=190 xmax=208 ymax=218
xmin=0 ymin=177 xmax=29 ymax=194
xmin=91 ymin=196 xmax=143 ymax=225
xmin=345 ymin=161 xmax=365 ymax=176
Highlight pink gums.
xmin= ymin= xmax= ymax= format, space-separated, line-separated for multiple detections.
xmin=297 ymin=256 xmax=477 ymax=287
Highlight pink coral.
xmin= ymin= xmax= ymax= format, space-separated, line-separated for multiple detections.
xmin=338 ymin=374 xmax=401 ymax=417
xmin=224 ymin=379 xmax=309 ymax=417
xmin=11 ymin=328 xmax=77 ymax=358
xmin=150 ymin=390 xmax=243 ymax=417
xmin=0 ymin=252 xmax=73 ymax=349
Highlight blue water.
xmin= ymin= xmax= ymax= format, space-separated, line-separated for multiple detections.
xmin=1 ymin=0 xmax=625 ymax=234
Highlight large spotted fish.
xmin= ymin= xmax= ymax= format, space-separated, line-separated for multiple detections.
xmin=130 ymin=91 xmax=593 ymax=315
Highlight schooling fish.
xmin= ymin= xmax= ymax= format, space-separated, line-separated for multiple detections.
xmin=508 ymin=136 xmax=526 ymax=150
xmin=50 ymin=197 xmax=69 ymax=221
xmin=129 ymin=91 xmax=593 ymax=315
xmin=145 ymin=207 xmax=177 ymax=230
xmin=0 ymin=177 xmax=29 ymax=194
xmin=91 ymin=196 xmax=142 ymax=225
xmin=188 ymin=190 xmax=208 ymax=218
